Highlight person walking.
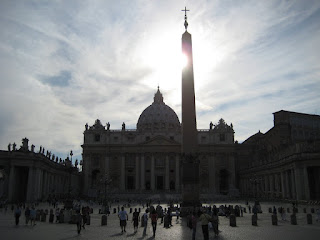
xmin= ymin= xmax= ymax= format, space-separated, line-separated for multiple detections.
xmin=198 ymin=210 xmax=211 ymax=240
xmin=150 ymin=209 xmax=158 ymax=237
xmin=25 ymin=206 xmax=30 ymax=225
xmin=191 ymin=211 xmax=198 ymax=240
xmin=55 ymin=208 xmax=60 ymax=223
xmin=14 ymin=205 xmax=21 ymax=226
xmin=142 ymin=209 xmax=149 ymax=236
xmin=76 ymin=210 xmax=82 ymax=234
xmin=82 ymin=207 xmax=88 ymax=229
xmin=132 ymin=208 xmax=140 ymax=233
xmin=30 ymin=206 xmax=36 ymax=226
xmin=211 ymin=207 xmax=219 ymax=237
xmin=118 ymin=206 xmax=128 ymax=233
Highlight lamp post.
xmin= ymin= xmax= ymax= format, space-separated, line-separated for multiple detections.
xmin=250 ymin=175 xmax=262 ymax=214
xmin=0 ymin=169 xmax=4 ymax=198
xmin=250 ymin=175 xmax=262 ymax=199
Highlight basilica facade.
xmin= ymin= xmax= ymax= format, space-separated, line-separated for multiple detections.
xmin=82 ymin=88 xmax=237 ymax=198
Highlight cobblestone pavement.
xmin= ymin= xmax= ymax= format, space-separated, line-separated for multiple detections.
xmin=0 ymin=202 xmax=319 ymax=240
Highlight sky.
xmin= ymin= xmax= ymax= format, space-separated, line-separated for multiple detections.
xmin=1 ymin=0 xmax=320 ymax=162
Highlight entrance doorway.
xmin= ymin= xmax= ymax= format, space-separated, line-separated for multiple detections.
xmin=127 ymin=176 xmax=135 ymax=190
xmin=170 ymin=180 xmax=175 ymax=190
xmin=15 ymin=166 xmax=29 ymax=202
xmin=308 ymin=167 xmax=320 ymax=200
xmin=219 ymin=169 xmax=229 ymax=195
xmin=156 ymin=176 xmax=164 ymax=190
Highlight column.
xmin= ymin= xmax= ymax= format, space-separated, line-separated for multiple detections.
xmin=27 ymin=167 xmax=34 ymax=202
xmin=281 ymin=171 xmax=286 ymax=199
xmin=208 ymin=155 xmax=215 ymax=192
xmin=291 ymin=169 xmax=296 ymax=199
xmin=140 ymin=154 xmax=145 ymax=190
xmin=285 ymin=170 xmax=290 ymax=198
xmin=135 ymin=155 xmax=140 ymax=190
xmin=303 ymin=166 xmax=310 ymax=200
xmin=37 ymin=169 xmax=42 ymax=199
xmin=165 ymin=155 xmax=169 ymax=190
xmin=151 ymin=154 xmax=155 ymax=191
xmin=120 ymin=154 xmax=125 ymax=190
xmin=43 ymin=171 xmax=47 ymax=197
xmin=83 ymin=156 xmax=89 ymax=195
xmin=34 ymin=168 xmax=41 ymax=200
xmin=48 ymin=173 xmax=52 ymax=193
xmin=8 ymin=165 xmax=15 ymax=202
xmin=294 ymin=167 xmax=302 ymax=200
xmin=41 ymin=171 xmax=45 ymax=198
xmin=274 ymin=174 xmax=278 ymax=197
xmin=175 ymin=154 xmax=180 ymax=191
xmin=105 ymin=156 xmax=110 ymax=175
xmin=229 ymin=154 xmax=236 ymax=189
xmin=264 ymin=175 xmax=268 ymax=197
xmin=269 ymin=175 xmax=273 ymax=198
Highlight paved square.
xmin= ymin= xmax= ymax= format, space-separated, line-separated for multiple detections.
xmin=1 ymin=201 xmax=319 ymax=240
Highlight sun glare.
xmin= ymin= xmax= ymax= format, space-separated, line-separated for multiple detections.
xmin=180 ymin=53 xmax=188 ymax=69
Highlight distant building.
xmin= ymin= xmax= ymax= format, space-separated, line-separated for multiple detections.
xmin=238 ymin=110 xmax=320 ymax=201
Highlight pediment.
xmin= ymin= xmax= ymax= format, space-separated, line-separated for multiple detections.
xmin=141 ymin=135 xmax=179 ymax=146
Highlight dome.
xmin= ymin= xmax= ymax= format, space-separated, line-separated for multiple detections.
xmin=137 ymin=88 xmax=181 ymax=132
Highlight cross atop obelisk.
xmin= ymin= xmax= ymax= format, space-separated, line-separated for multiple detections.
xmin=181 ymin=7 xmax=190 ymax=30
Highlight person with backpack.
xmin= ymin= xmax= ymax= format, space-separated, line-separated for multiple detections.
xmin=198 ymin=209 xmax=212 ymax=240
xmin=142 ymin=209 xmax=149 ymax=236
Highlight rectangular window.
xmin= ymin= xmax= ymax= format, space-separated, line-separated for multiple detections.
xmin=220 ymin=133 xmax=225 ymax=141
xmin=95 ymin=134 xmax=100 ymax=142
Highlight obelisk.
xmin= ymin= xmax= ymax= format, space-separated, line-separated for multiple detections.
xmin=181 ymin=7 xmax=200 ymax=208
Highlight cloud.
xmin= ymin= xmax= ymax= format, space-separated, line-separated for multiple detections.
xmin=0 ymin=0 xmax=319 ymax=159
xmin=39 ymin=70 xmax=71 ymax=87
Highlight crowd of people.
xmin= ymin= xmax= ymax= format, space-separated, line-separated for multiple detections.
xmin=1 ymin=199 xmax=320 ymax=239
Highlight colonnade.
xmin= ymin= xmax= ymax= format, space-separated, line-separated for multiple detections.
xmin=240 ymin=165 xmax=311 ymax=200
xmin=8 ymin=164 xmax=71 ymax=202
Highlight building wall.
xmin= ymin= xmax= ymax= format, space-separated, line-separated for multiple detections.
xmin=81 ymin=118 xmax=237 ymax=197
xmin=238 ymin=111 xmax=320 ymax=201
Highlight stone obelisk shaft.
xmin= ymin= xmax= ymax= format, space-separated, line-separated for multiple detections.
xmin=181 ymin=29 xmax=200 ymax=207
xmin=182 ymin=31 xmax=197 ymax=153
